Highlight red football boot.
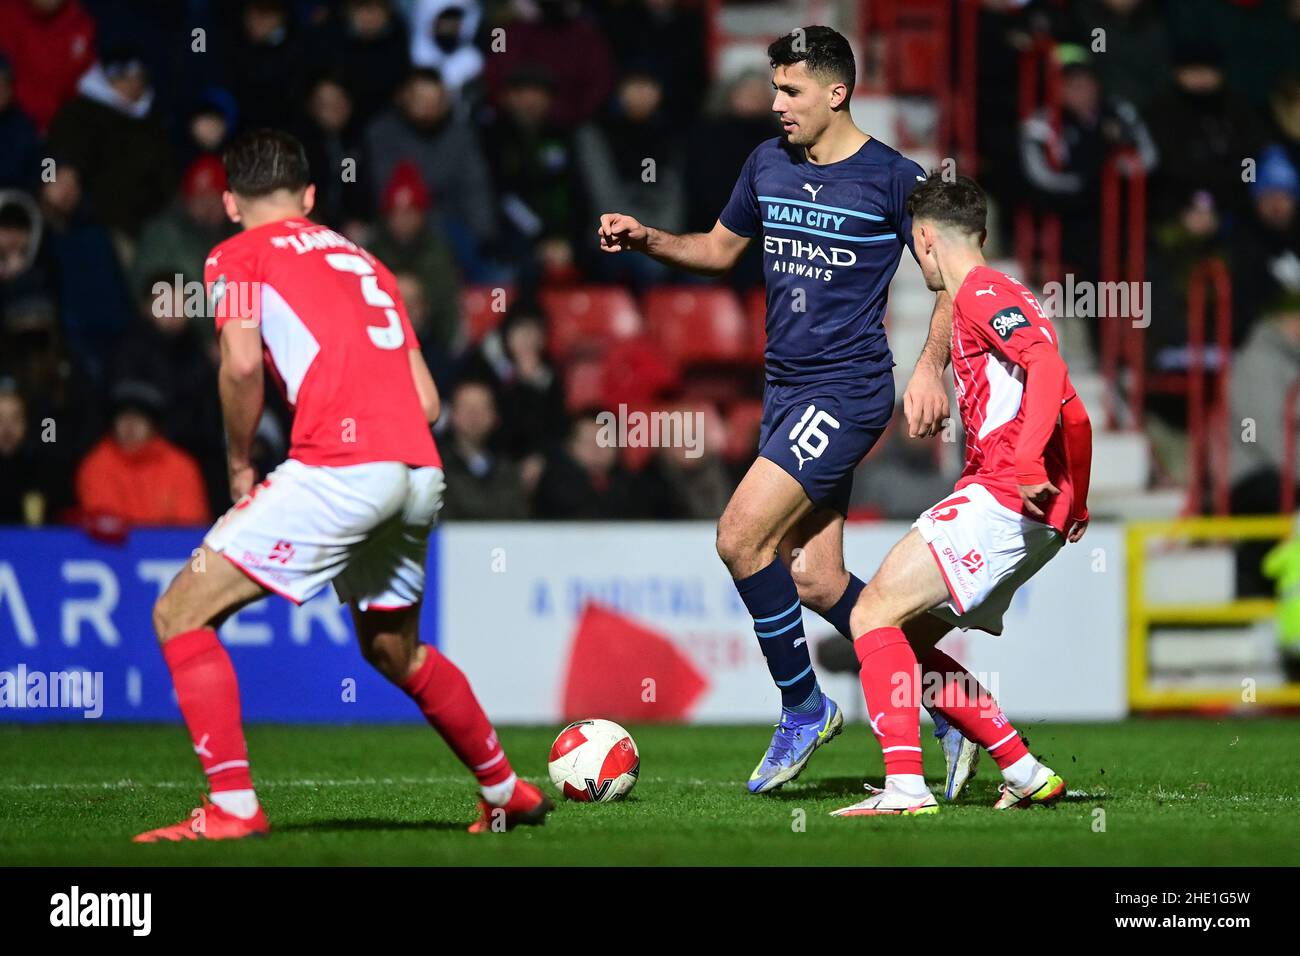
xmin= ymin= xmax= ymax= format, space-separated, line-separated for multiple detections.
xmin=133 ymin=795 xmax=270 ymax=843
xmin=468 ymin=779 xmax=553 ymax=833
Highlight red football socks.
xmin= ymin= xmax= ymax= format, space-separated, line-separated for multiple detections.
xmin=920 ymin=646 xmax=1029 ymax=769
xmin=400 ymin=644 xmax=514 ymax=787
xmin=161 ymin=628 xmax=254 ymax=794
xmin=855 ymin=627 xmax=924 ymax=776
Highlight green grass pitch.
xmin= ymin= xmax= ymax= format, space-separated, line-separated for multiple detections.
xmin=3 ymin=718 xmax=1298 ymax=866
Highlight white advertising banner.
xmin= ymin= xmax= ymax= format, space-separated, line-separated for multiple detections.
xmin=439 ymin=522 xmax=1126 ymax=724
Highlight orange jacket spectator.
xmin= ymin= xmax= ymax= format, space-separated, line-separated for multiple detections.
xmin=75 ymin=381 xmax=209 ymax=526
xmin=0 ymin=0 xmax=96 ymax=132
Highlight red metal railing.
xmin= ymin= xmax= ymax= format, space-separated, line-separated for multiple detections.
xmin=1185 ymin=258 xmax=1233 ymax=517
xmin=1099 ymin=147 xmax=1148 ymax=429
xmin=1014 ymin=35 xmax=1062 ymax=285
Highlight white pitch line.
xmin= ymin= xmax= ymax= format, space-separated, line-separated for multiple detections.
xmin=0 ymin=775 xmax=717 ymax=792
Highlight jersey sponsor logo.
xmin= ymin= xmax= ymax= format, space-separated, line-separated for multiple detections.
xmin=801 ymin=182 xmax=823 ymax=200
xmin=960 ymin=549 xmax=984 ymax=574
xmin=762 ymin=235 xmax=856 ymax=278
xmin=989 ymin=306 xmax=1031 ymax=341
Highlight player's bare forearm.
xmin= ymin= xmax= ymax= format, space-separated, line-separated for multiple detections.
xmin=916 ymin=290 xmax=953 ymax=377
xmin=902 ymin=291 xmax=953 ymax=437
xmin=598 ymin=214 xmax=748 ymax=276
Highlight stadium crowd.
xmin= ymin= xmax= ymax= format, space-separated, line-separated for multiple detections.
xmin=0 ymin=0 xmax=1298 ymax=530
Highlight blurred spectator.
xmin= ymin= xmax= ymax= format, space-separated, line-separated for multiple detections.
xmin=482 ymin=67 xmax=580 ymax=287
xmin=1018 ymin=48 xmax=1155 ymax=282
xmin=0 ymin=380 xmax=63 ymax=524
xmin=408 ymin=0 xmax=483 ymax=96
xmin=459 ymin=302 xmax=568 ymax=460
xmin=684 ymin=70 xmax=774 ymax=290
xmin=2 ymin=293 xmax=103 ymax=497
xmin=1068 ymin=0 xmax=1170 ymax=111
xmin=439 ymin=379 xmax=529 ymax=520
xmin=392 ymin=269 xmax=455 ymax=391
xmin=0 ymin=0 xmax=96 ymax=133
xmin=483 ymin=0 xmax=614 ymax=130
xmin=367 ymin=161 xmax=463 ymax=355
xmin=1230 ymin=293 xmax=1300 ymax=593
xmin=848 ymin=417 xmax=959 ymax=519
xmin=1270 ymin=75 xmax=1300 ymax=175
xmin=1145 ymin=187 xmax=1226 ymax=388
xmin=533 ymin=412 xmax=644 ymax=519
xmin=685 ymin=69 xmax=775 ymax=233
xmin=75 ymin=379 xmax=209 ymax=526
xmin=576 ymin=70 xmax=685 ymax=288
xmin=112 ymin=274 xmax=226 ymax=517
xmin=1232 ymin=145 xmax=1300 ymax=339
xmin=37 ymin=167 xmax=134 ymax=380
xmin=365 ymin=68 xmax=497 ymax=268
xmin=638 ymin=402 xmax=732 ymax=520
xmin=308 ymin=0 xmax=410 ymax=124
xmin=177 ymin=88 xmax=239 ymax=171
xmin=1146 ymin=41 xmax=1264 ymax=223
xmin=0 ymin=190 xmax=51 ymax=312
xmin=220 ymin=0 xmax=306 ymax=131
xmin=131 ymin=155 xmax=232 ymax=297
xmin=596 ymin=0 xmax=707 ymax=124
xmin=294 ymin=75 xmax=373 ymax=234
xmin=0 ymin=54 xmax=41 ymax=191
xmin=45 ymin=43 xmax=175 ymax=242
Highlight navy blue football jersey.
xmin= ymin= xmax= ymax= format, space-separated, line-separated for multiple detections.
xmin=719 ymin=136 xmax=927 ymax=384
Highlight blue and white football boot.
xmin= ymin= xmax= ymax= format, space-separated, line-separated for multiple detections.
xmin=747 ymin=696 xmax=843 ymax=794
xmin=933 ymin=712 xmax=980 ymax=800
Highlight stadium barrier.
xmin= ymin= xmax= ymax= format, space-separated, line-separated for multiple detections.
xmin=1 ymin=523 xmax=1126 ymax=724
xmin=1126 ymin=515 xmax=1300 ymax=710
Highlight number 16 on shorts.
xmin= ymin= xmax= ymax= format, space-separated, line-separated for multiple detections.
xmin=788 ymin=404 xmax=840 ymax=471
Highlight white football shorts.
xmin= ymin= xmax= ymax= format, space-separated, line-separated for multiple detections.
xmin=912 ymin=481 xmax=1062 ymax=635
xmin=205 ymin=458 xmax=444 ymax=610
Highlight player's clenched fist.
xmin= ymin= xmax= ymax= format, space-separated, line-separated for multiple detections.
xmin=598 ymin=213 xmax=649 ymax=253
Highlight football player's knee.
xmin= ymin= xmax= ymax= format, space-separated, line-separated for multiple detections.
xmin=152 ymin=592 xmax=178 ymax=643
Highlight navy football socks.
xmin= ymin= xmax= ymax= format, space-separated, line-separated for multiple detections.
xmin=735 ymin=558 xmax=823 ymax=714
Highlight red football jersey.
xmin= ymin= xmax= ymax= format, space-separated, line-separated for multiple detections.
xmin=950 ymin=265 xmax=1074 ymax=534
xmin=204 ymin=218 xmax=440 ymax=469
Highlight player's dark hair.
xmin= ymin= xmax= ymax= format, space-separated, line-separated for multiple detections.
xmin=906 ymin=174 xmax=987 ymax=236
xmin=222 ymin=128 xmax=311 ymax=199
xmin=767 ymin=26 xmax=856 ymax=99
xmin=0 ymin=202 xmax=33 ymax=232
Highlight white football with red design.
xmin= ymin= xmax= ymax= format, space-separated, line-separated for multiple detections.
xmin=548 ymin=719 xmax=640 ymax=802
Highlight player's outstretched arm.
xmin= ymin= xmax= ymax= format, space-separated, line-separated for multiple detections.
xmin=597 ymin=214 xmax=749 ymax=276
xmin=218 ymin=320 xmax=265 ymax=502
xmin=902 ymin=290 xmax=953 ymax=438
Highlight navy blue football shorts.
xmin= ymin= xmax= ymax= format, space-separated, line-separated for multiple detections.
xmin=757 ymin=372 xmax=895 ymax=516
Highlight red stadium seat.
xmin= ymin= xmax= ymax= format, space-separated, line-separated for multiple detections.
xmin=564 ymin=355 xmax=606 ymax=413
xmin=642 ymin=287 xmax=753 ymax=365
xmin=540 ymin=286 xmax=642 ymax=361
xmin=461 ymin=285 xmax=513 ymax=344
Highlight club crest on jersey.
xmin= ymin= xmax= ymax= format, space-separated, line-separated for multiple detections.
xmin=989 ymin=306 xmax=1030 ymax=341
